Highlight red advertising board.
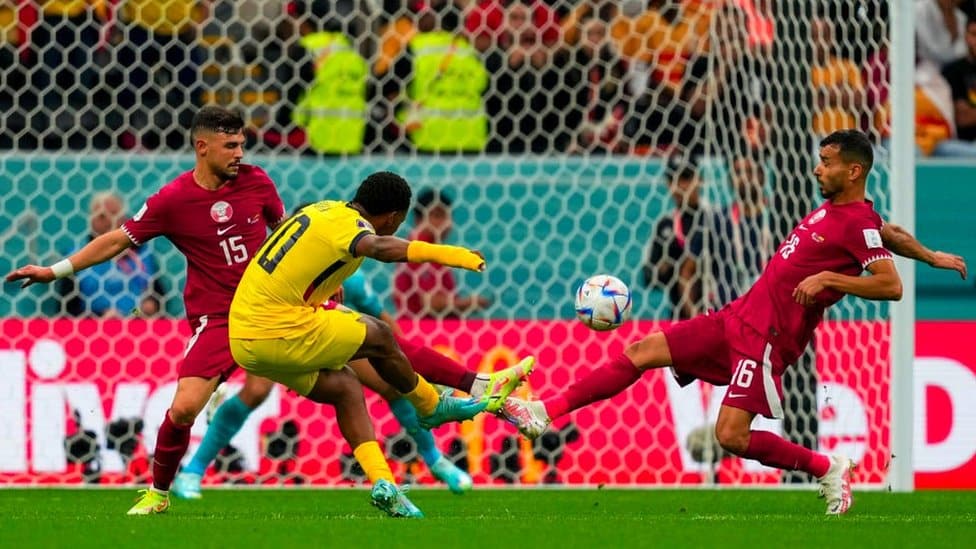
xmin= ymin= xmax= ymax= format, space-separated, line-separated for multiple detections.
xmin=0 ymin=318 xmax=972 ymax=487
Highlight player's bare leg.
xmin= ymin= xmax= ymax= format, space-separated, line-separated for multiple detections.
xmin=305 ymin=366 xmax=422 ymax=518
xmin=351 ymin=315 xmax=486 ymax=428
xmin=128 ymin=376 xmax=220 ymax=515
xmin=501 ymin=332 xmax=671 ymax=439
xmin=174 ymin=374 xmax=275 ymax=499
xmin=350 ymin=359 xmax=472 ymax=494
xmin=713 ymin=404 xmax=849 ymax=514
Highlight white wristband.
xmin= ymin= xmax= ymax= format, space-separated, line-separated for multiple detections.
xmin=50 ymin=259 xmax=74 ymax=279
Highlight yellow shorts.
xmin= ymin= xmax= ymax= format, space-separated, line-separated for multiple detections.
xmin=229 ymin=306 xmax=367 ymax=396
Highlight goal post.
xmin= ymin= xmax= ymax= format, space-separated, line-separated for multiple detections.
xmin=888 ymin=0 xmax=916 ymax=493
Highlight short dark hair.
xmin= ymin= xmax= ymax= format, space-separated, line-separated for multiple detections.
xmin=413 ymin=188 xmax=453 ymax=218
xmin=352 ymin=171 xmax=412 ymax=215
xmin=820 ymin=129 xmax=874 ymax=175
xmin=191 ymin=106 xmax=245 ymax=139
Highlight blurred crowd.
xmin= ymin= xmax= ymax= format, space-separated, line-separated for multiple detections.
xmin=2 ymin=0 xmax=976 ymax=156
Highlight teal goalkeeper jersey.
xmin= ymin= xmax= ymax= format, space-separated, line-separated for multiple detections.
xmin=342 ymin=270 xmax=384 ymax=318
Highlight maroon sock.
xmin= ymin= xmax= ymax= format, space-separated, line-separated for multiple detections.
xmin=743 ymin=430 xmax=831 ymax=477
xmin=395 ymin=335 xmax=477 ymax=392
xmin=151 ymin=411 xmax=192 ymax=491
xmin=544 ymin=354 xmax=643 ymax=419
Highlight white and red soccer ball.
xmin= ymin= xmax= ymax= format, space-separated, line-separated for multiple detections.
xmin=575 ymin=274 xmax=632 ymax=331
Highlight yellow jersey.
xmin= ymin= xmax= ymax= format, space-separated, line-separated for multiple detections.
xmin=230 ymin=201 xmax=374 ymax=339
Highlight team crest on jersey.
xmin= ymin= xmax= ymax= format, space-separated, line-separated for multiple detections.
xmin=210 ymin=201 xmax=234 ymax=223
xmin=808 ymin=209 xmax=827 ymax=225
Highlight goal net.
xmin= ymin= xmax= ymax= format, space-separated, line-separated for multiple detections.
xmin=0 ymin=0 xmax=905 ymax=489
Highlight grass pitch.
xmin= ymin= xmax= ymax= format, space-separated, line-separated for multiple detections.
xmin=1 ymin=488 xmax=974 ymax=548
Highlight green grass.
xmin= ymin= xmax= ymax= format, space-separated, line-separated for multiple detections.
xmin=2 ymin=489 xmax=975 ymax=548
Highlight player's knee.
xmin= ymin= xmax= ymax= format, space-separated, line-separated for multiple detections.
xmin=167 ymin=405 xmax=199 ymax=426
xmin=364 ymin=316 xmax=397 ymax=355
xmin=308 ymin=368 xmax=363 ymax=407
xmin=624 ymin=333 xmax=669 ymax=371
xmin=238 ymin=375 xmax=274 ymax=408
xmin=714 ymin=423 xmax=749 ymax=456
xmin=331 ymin=370 xmax=366 ymax=406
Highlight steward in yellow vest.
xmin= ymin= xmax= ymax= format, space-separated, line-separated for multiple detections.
xmin=292 ymin=31 xmax=368 ymax=155
xmin=399 ymin=31 xmax=488 ymax=153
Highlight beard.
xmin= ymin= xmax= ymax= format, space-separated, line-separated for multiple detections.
xmin=216 ymin=164 xmax=240 ymax=181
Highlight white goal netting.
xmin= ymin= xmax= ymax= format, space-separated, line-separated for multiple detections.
xmin=1 ymin=0 xmax=900 ymax=488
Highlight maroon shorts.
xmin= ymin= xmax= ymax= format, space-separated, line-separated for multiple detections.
xmin=180 ymin=315 xmax=237 ymax=381
xmin=662 ymin=309 xmax=785 ymax=419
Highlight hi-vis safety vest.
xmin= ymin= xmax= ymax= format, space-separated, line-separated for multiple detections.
xmin=292 ymin=32 xmax=367 ymax=154
xmin=403 ymin=32 xmax=488 ymax=152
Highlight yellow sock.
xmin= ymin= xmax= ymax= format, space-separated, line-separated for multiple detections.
xmin=353 ymin=441 xmax=394 ymax=484
xmin=404 ymin=375 xmax=439 ymax=417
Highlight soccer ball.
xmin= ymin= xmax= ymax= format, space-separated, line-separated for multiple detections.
xmin=574 ymin=274 xmax=632 ymax=331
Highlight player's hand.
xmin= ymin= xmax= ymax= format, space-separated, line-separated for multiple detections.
xmin=929 ymin=251 xmax=967 ymax=280
xmin=470 ymin=250 xmax=486 ymax=272
xmin=793 ymin=273 xmax=826 ymax=306
xmin=4 ymin=265 xmax=56 ymax=288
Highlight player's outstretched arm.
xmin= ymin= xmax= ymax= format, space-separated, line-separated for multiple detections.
xmin=881 ymin=222 xmax=967 ymax=280
xmin=5 ymin=228 xmax=133 ymax=288
xmin=354 ymin=234 xmax=485 ymax=272
xmin=793 ymin=259 xmax=903 ymax=306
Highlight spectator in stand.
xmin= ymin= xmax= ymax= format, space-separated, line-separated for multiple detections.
xmin=57 ymin=192 xmax=167 ymax=317
xmin=374 ymin=0 xmax=446 ymax=77
xmin=110 ymin=0 xmax=206 ymax=149
xmin=810 ymin=17 xmax=865 ymax=138
xmin=394 ymin=188 xmax=491 ymax=318
xmin=942 ymin=16 xmax=976 ymax=143
xmin=914 ymin=56 xmax=976 ymax=156
xmin=916 ymin=0 xmax=969 ymax=68
xmin=465 ymin=0 xmax=559 ymax=53
xmin=12 ymin=2 xmax=108 ymax=149
xmin=290 ymin=4 xmax=369 ymax=155
xmin=386 ymin=1 xmax=489 ymax=153
xmin=618 ymin=0 xmax=715 ymax=154
xmin=641 ymin=154 xmax=768 ymax=321
xmin=482 ymin=0 xmax=568 ymax=153
xmin=0 ymin=3 xmax=28 ymax=149
xmin=641 ymin=158 xmax=711 ymax=321
xmin=867 ymin=20 xmax=976 ymax=157
xmin=558 ymin=12 xmax=630 ymax=154
xmin=30 ymin=2 xmax=106 ymax=104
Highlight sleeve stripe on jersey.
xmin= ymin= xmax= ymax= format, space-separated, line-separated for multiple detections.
xmin=348 ymin=230 xmax=372 ymax=257
xmin=862 ymin=253 xmax=894 ymax=268
xmin=120 ymin=225 xmax=141 ymax=246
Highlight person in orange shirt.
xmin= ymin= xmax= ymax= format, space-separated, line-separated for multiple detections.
xmin=810 ymin=17 xmax=865 ymax=137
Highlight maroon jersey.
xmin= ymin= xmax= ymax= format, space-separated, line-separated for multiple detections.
xmin=729 ymin=199 xmax=892 ymax=367
xmin=121 ymin=164 xmax=285 ymax=319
